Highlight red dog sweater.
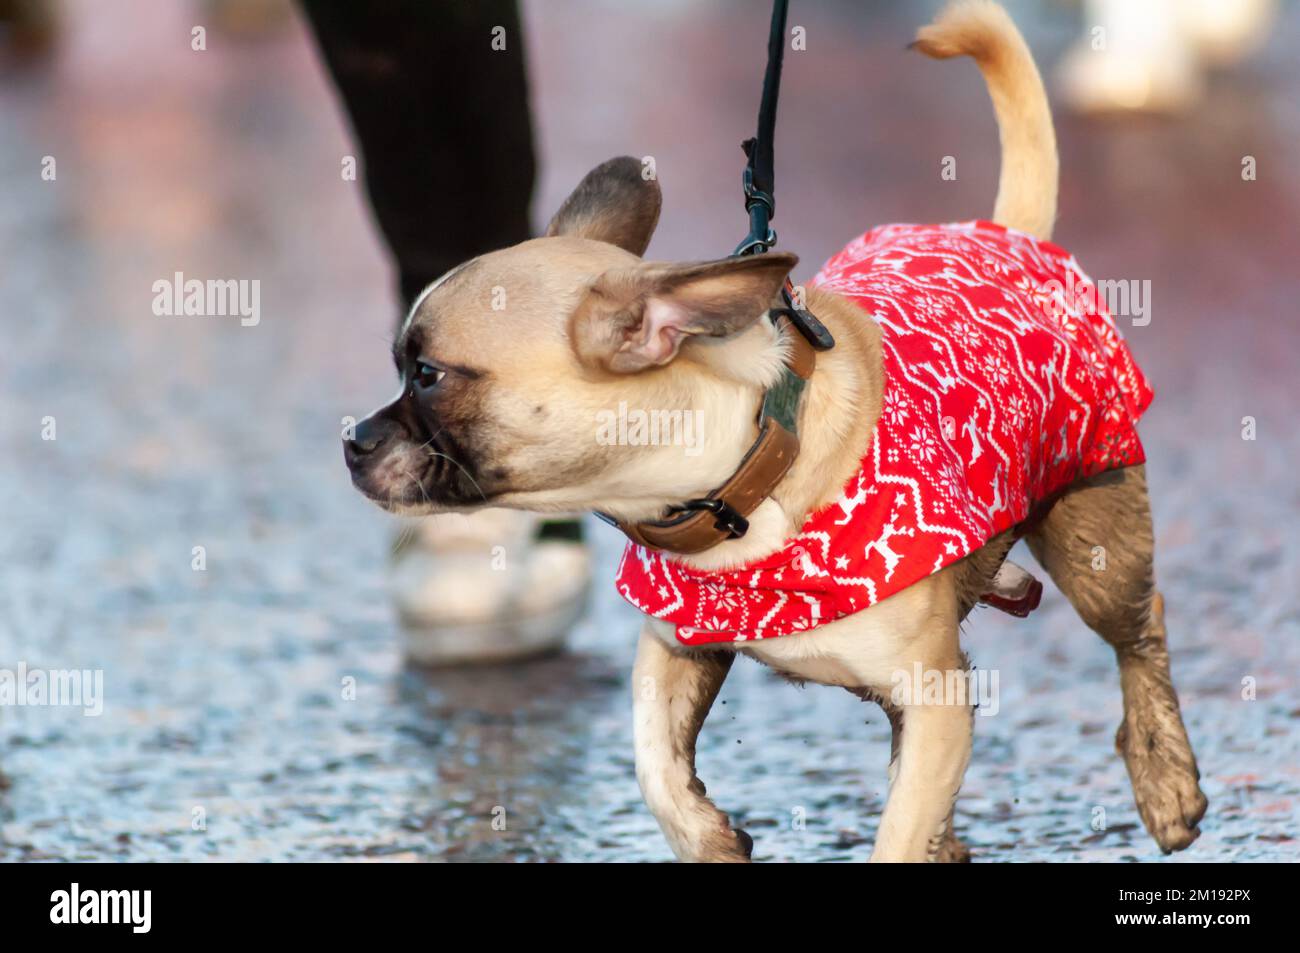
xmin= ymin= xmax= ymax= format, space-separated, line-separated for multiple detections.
xmin=615 ymin=221 xmax=1153 ymax=645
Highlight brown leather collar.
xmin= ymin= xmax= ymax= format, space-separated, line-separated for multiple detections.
xmin=599 ymin=315 xmax=819 ymax=555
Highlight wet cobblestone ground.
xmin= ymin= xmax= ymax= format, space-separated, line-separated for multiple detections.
xmin=2 ymin=1 xmax=1298 ymax=861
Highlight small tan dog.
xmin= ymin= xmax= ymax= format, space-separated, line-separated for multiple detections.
xmin=344 ymin=1 xmax=1206 ymax=861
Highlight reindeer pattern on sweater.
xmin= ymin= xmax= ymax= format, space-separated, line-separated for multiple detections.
xmin=615 ymin=220 xmax=1153 ymax=644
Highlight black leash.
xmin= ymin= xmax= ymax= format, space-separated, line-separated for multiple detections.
xmin=733 ymin=0 xmax=785 ymax=257
xmin=597 ymin=0 xmax=835 ymax=548
xmin=734 ymin=0 xmax=834 ymax=351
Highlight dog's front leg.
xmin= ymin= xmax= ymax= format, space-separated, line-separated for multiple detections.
xmin=869 ymin=624 xmax=973 ymax=863
xmin=632 ymin=626 xmax=750 ymax=862
xmin=871 ymin=697 xmax=973 ymax=862
xmin=880 ymin=705 xmax=972 ymax=863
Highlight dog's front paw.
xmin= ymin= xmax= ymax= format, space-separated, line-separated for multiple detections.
xmin=931 ymin=830 xmax=972 ymax=863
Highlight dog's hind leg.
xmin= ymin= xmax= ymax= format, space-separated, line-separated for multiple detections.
xmin=1025 ymin=465 xmax=1207 ymax=852
xmin=631 ymin=627 xmax=751 ymax=862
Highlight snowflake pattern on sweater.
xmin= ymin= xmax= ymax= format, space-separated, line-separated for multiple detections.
xmin=615 ymin=221 xmax=1153 ymax=645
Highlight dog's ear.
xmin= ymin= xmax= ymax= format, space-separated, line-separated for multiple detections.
xmin=571 ymin=252 xmax=798 ymax=374
xmin=545 ymin=156 xmax=662 ymax=256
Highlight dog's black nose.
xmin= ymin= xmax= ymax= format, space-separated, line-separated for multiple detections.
xmin=344 ymin=415 xmax=408 ymax=462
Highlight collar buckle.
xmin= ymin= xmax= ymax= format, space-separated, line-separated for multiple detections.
xmin=668 ymin=498 xmax=750 ymax=540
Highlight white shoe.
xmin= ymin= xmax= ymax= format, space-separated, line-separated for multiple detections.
xmin=389 ymin=510 xmax=590 ymax=666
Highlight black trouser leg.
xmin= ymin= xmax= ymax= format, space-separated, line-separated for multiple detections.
xmin=304 ymin=2 xmax=582 ymax=540
xmin=301 ymin=0 xmax=535 ymax=310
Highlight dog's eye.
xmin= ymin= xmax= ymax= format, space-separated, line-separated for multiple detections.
xmin=414 ymin=361 xmax=445 ymax=389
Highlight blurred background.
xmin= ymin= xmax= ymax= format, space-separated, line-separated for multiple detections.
xmin=1 ymin=0 xmax=1297 ymax=861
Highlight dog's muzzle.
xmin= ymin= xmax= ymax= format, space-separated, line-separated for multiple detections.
xmin=343 ymin=414 xmax=410 ymax=468
xmin=342 ymin=399 xmax=432 ymax=508
xmin=344 ymin=396 xmax=484 ymax=510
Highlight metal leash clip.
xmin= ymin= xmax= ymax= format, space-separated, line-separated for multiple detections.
xmin=733 ymin=166 xmax=777 ymax=256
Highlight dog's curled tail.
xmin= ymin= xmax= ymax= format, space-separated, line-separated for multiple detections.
xmin=912 ymin=0 xmax=1058 ymax=240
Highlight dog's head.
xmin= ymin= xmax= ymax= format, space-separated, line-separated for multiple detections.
xmin=344 ymin=156 xmax=797 ymax=522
